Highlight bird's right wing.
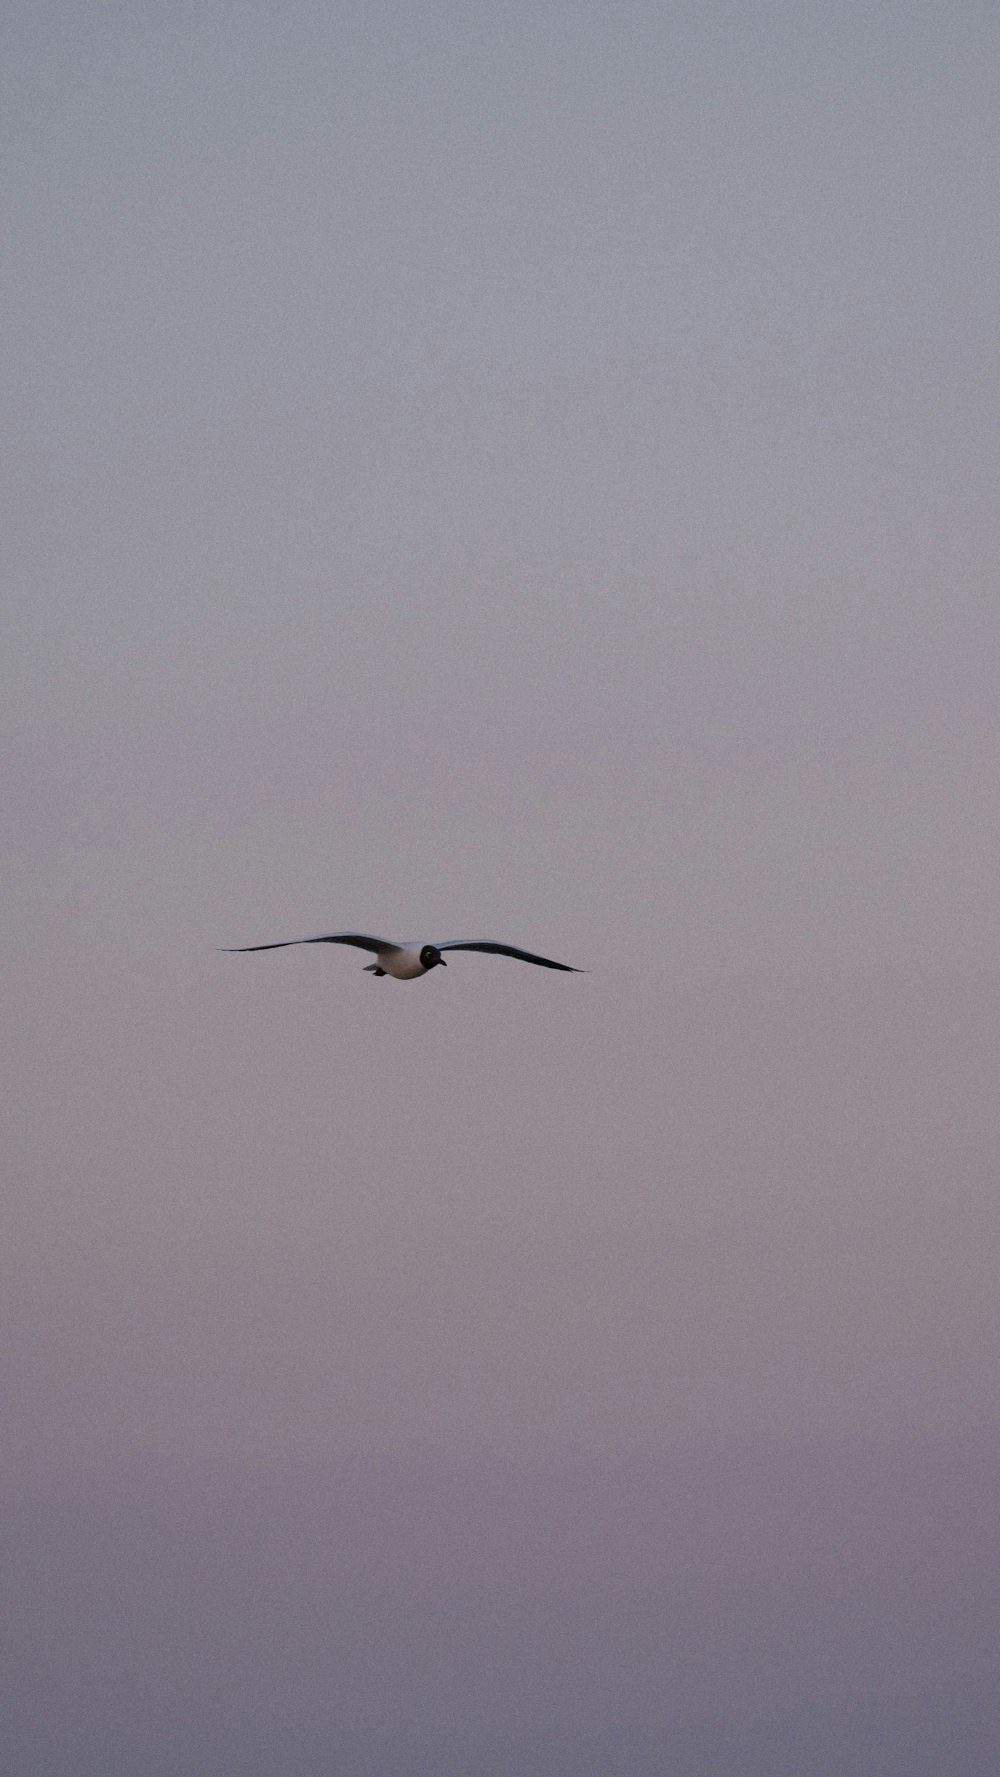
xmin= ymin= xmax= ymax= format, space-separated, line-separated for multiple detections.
xmin=436 ymin=940 xmax=581 ymax=971
xmin=221 ymin=931 xmax=398 ymax=956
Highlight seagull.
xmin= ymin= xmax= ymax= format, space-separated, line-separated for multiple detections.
xmin=221 ymin=931 xmax=581 ymax=980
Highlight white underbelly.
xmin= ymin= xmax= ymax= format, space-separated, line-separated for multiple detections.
xmin=383 ymin=947 xmax=427 ymax=979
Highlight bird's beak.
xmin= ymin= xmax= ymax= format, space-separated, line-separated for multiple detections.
xmin=438 ymin=957 xmax=447 ymax=965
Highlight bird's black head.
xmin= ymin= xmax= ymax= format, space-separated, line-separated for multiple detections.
xmin=420 ymin=944 xmax=445 ymax=970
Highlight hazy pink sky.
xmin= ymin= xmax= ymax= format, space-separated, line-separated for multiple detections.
xmin=5 ymin=2 xmax=1000 ymax=1772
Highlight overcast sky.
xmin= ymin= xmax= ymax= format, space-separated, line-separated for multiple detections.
xmin=5 ymin=2 xmax=1000 ymax=1772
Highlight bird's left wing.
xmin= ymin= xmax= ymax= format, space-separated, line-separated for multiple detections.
xmin=436 ymin=941 xmax=581 ymax=971
xmin=221 ymin=931 xmax=398 ymax=956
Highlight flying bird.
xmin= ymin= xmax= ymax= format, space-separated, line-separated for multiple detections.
xmin=221 ymin=931 xmax=581 ymax=980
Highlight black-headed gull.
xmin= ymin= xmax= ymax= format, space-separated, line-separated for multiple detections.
xmin=221 ymin=931 xmax=581 ymax=979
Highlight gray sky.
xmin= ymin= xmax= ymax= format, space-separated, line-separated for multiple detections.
xmin=5 ymin=2 xmax=1000 ymax=1772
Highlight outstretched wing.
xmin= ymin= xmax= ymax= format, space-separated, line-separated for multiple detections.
xmin=436 ymin=940 xmax=581 ymax=971
xmin=221 ymin=931 xmax=398 ymax=956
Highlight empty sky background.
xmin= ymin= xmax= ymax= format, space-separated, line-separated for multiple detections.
xmin=4 ymin=2 xmax=1000 ymax=1772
